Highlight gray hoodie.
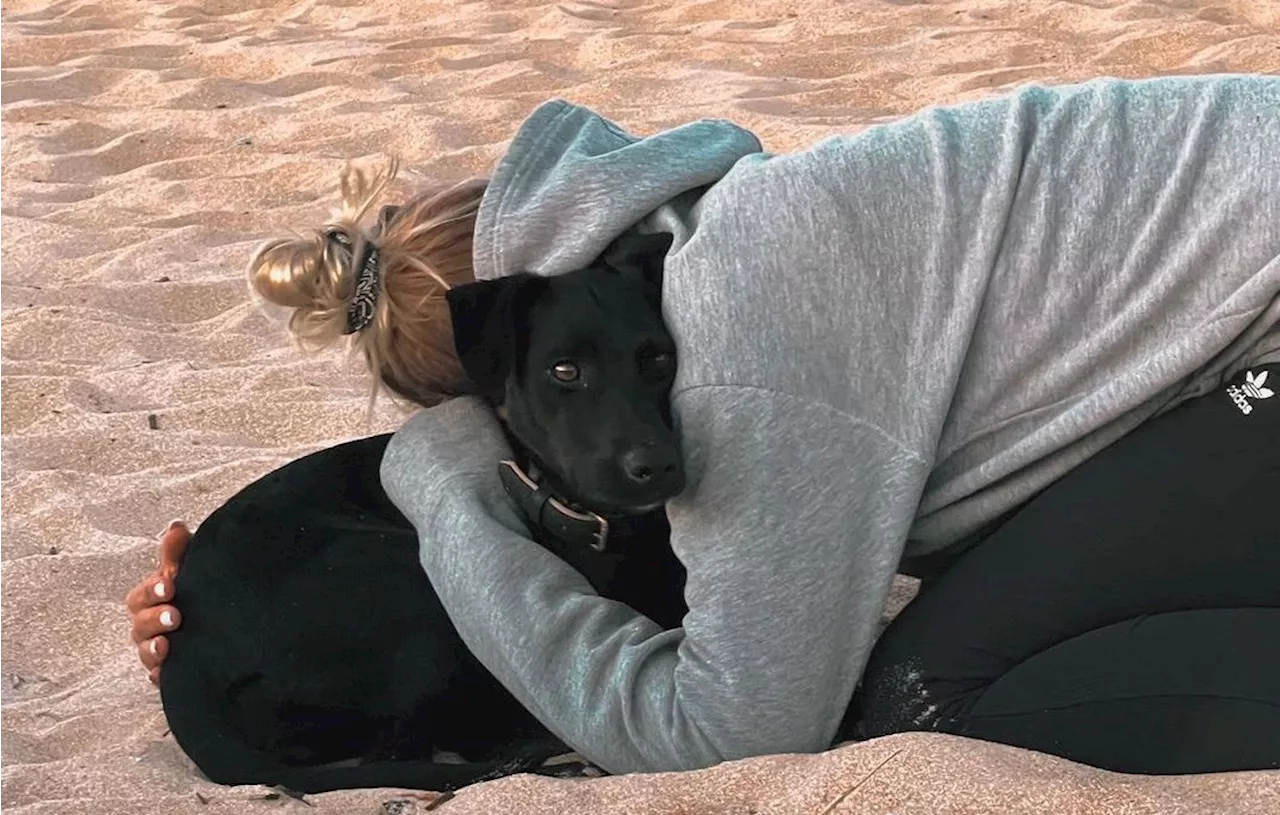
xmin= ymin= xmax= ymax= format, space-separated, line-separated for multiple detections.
xmin=381 ymin=75 xmax=1280 ymax=774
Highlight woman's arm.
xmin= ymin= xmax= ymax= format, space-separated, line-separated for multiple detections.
xmin=381 ymin=394 xmax=927 ymax=773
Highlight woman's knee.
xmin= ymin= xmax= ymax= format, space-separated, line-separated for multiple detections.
xmin=844 ymin=651 xmax=990 ymax=741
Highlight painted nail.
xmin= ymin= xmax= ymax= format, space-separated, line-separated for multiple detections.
xmin=160 ymin=610 xmax=174 ymax=628
xmin=156 ymin=519 xmax=184 ymax=539
xmin=149 ymin=640 xmax=159 ymax=655
xmin=154 ymin=582 xmax=166 ymax=598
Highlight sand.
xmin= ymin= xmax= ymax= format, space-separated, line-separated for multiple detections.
xmin=2 ymin=0 xmax=1278 ymax=812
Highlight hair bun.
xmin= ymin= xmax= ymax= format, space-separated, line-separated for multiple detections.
xmin=246 ymin=160 xmax=487 ymax=410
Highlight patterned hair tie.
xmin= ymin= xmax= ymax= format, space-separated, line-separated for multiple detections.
xmin=343 ymin=244 xmax=381 ymax=335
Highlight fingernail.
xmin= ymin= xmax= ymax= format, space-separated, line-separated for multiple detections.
xmin=160 ymin=610 xmax=174 ymax=627
xmin=149 ymin=640 xmax=159 ymax=655
xmin=156 ymin=519 xmax=184 ymax=539
xmin=154 ymin=582 xmax=166 ymax=598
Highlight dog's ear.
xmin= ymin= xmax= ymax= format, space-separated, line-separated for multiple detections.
xmin=601 ymin=231 xmax=673 ymax=288
xmin=446 ymin=275 xmax=536 ymax=396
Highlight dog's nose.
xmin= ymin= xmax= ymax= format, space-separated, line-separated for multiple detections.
xmin=621 ymin=447 xmax=679 ymax=485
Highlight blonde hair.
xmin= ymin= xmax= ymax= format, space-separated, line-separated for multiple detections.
xmin=248 ymin=159 xmax=487 ymax=408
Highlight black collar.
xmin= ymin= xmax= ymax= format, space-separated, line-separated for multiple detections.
xmin=497 ymin=460 xmax=610 ymax=552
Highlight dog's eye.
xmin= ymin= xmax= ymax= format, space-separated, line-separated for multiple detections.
xmin=550 ymin=361 xmax=580 ymax=383
xmin=651 ymin=352 xmax=674 ymax=369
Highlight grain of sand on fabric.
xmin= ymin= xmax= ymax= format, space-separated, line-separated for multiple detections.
xmin=2 ymin=1 xmax=1278 ymax=813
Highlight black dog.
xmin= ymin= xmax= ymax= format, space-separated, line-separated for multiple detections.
xmin=159 ymin=232 xmax=687 ymax=794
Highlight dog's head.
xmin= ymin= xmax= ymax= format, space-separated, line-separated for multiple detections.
xmin=446 ymin=232 xmax=685 ymax=515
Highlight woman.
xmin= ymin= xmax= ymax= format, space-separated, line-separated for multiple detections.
xmin=130 ymin=74 xmax=1280 ymax=777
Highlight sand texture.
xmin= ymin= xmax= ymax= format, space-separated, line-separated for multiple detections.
xmin=3 ymin=0 xmax=1279 ymax=812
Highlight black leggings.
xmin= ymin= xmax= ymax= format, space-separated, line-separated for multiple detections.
xmin=844 ymin=364 xmax=1280 ymax=774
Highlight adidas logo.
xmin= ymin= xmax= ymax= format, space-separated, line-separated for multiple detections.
xmin=1226 ymin=370 xmax=1274 ymax=416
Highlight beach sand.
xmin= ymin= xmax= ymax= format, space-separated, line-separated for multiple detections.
xmin=2 ymin=1 xmax=1278 ymax=812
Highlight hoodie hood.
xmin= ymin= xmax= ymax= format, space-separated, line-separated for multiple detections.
xmin=472 ymin=100 xmax=763 ymax=281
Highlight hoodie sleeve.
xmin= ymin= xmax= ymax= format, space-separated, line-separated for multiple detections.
xmin=381 ymin=392 xmax=928 ymax=773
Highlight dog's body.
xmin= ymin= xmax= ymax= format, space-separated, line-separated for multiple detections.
xmin=160 ymin=234 xmax=687 ymax=794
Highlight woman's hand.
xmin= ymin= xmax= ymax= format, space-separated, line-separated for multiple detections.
xmin=125 ymin=521 xmax=190 ymax=684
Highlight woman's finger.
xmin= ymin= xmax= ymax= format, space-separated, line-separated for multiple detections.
xmin=125 ymin=574 xmax=172 ymax=617
xmin=138 ymin=635 xmax=169 ymax=672
xmin=157 ymin=521 xmax=191 ymax=576
xmin=125 ymin=522 xmax=190 ymax=616
xmin=131 ymin=604 xmax=181 ymax=646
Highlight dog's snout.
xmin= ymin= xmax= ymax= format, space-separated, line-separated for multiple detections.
xmin=621 ymin=447 xmax=679 ymax=486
